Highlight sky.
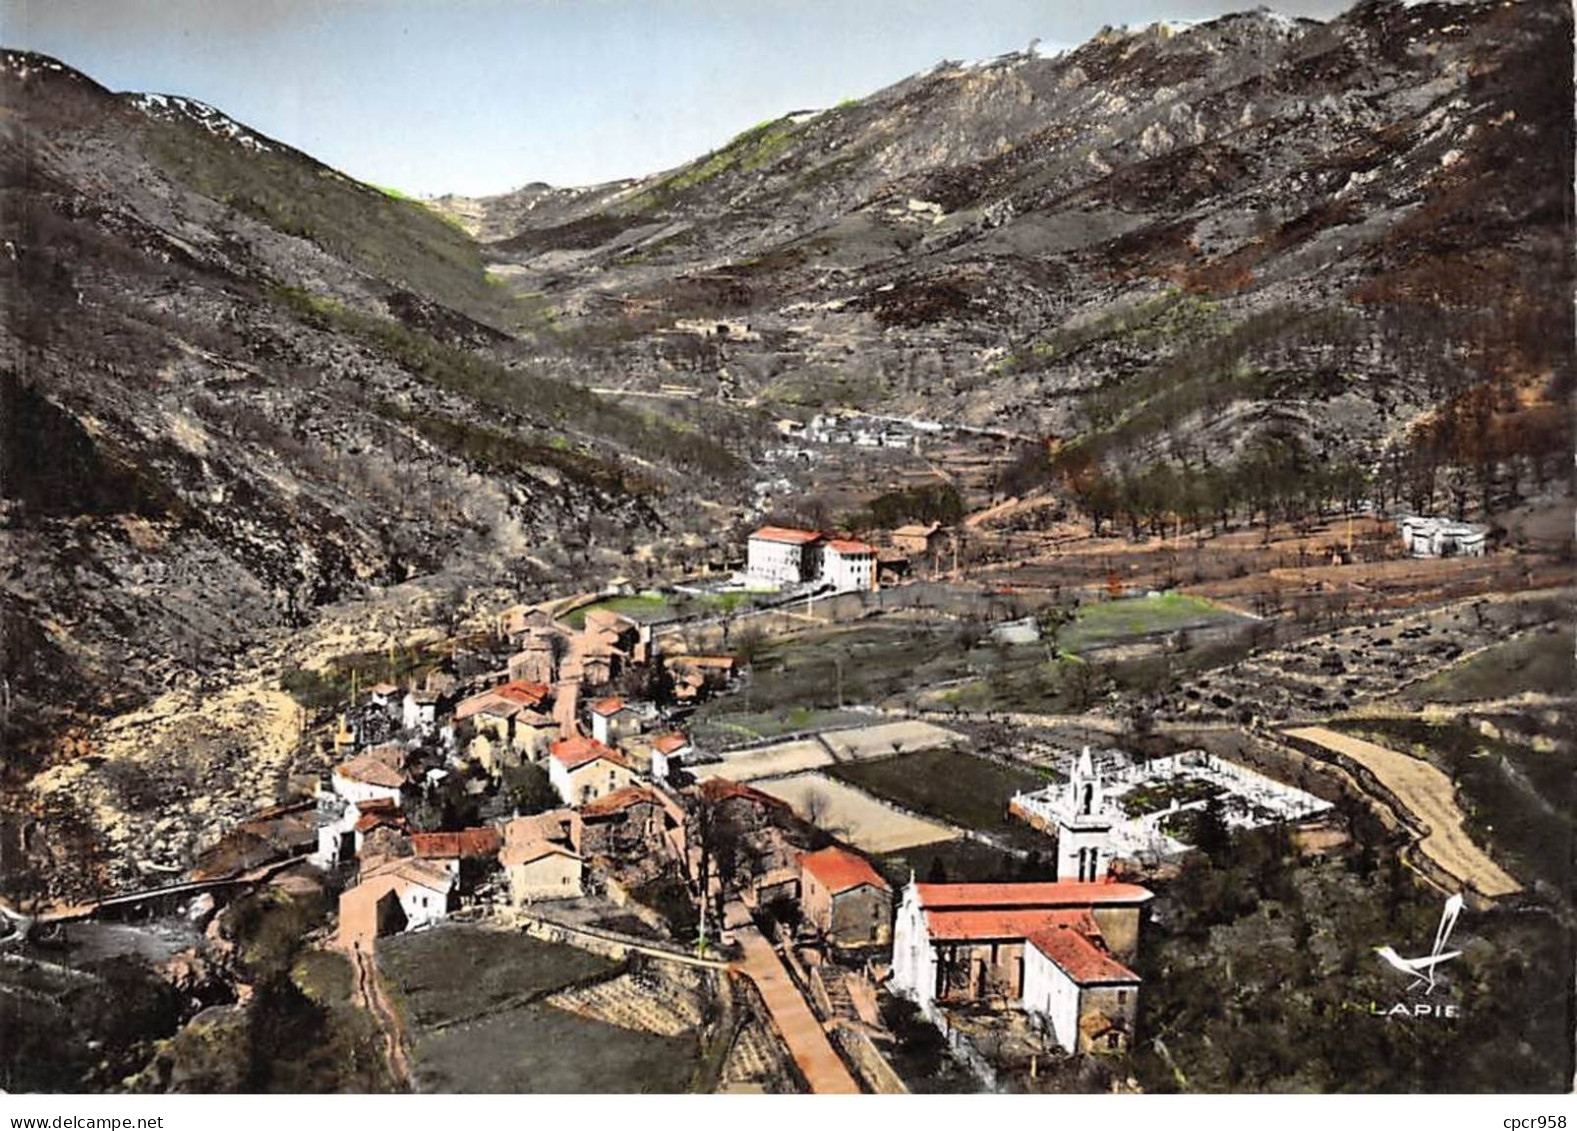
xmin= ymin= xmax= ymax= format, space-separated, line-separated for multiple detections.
xmin=3 ymin=0 xmax=1352 ymax=197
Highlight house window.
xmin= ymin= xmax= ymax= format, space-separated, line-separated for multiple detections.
xmin=1118 ymin=990 xmax=1128 ymax=1005
xmin=1106 ymin=1032 xmax=1121 ymax=1050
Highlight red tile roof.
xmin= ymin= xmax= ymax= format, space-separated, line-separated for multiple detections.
xmin=750 ymin=525 xmax=822 ymax=545
xmin=456 ymin=680 xmax=552 ymax=721
xmin=665 ymin=654 xmax=737 ymax=669
xmin=697 ymin=777 xmax=792 ymax=810
xmin=496 ymin=680 xmax=551 ymax=706
xmin=653 ymin=733 xmax=690 ymax=755
xmin=359 ymin=857 xmax=454 ymax=895
xmin=336 ymin=751 xmax=407 ymax=789
xmin=922 ymin=907 xmax=1096 ymax=942
xmin=800 ymin=846 xmax=890 ymax=894
xmin=549 ymin=735 xmax=624 ymax=771
xmin=589 ymin=696 xmax=625 ymax=716
xmin=410 ymin=827 xmax=503 ymax=860
xmin=914 ymin=880 xmax=1152 ymax=910
xmin=353 ymin=801 xmax=409 ymax=835
xmin=824 ymin=539 xmax=876 ymax=555
xmin=500 ymin=838 xmax=581 ymax=867
xmin=580 ymin=784 xmax=663 ymax=819
xmin=1027 ymin=923 xmax=1140 ymax=985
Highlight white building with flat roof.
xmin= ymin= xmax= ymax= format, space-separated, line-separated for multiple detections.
xmin=1398 ymin=515 xmax=1489 ymax=558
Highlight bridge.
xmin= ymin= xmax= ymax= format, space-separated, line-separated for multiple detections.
xmin=3 ymin=853 xmax=313 ymax=929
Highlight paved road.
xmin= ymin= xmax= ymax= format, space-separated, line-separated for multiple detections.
xmin=731 ymin=926 xmax=859 ymax=1094
xmin=1285 ymin=725 xmax=1521 ymax=898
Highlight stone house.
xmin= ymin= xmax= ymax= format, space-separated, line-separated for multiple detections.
xmin=580 ymin=784 xmax=685 ymax=862
xmin=337 ymin=858 xmax=455 ymax=948
xmin=798 ymin=845 xmax=892 ymax=947
xmin=411 ymin=827 xmax=503 ymax=890
xmin=890 ymin=521 xmax=945 ymax=559
xmin=587 ymin=696 xmax=653 ymax=746
xmin=500 ymin=809 xmax=583 ymax=904
xmin=547 ymin=735 xmax=640 ymax=806
xmin=455 ymin=680 xmax=555 ymax=769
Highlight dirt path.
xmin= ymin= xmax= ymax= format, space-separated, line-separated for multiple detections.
xmin=731 ymin=926 xmax=859 ymax=1094
xmin=1284 ymin=726 xmax=1521 ymax=899
xmin=350 ymin=944 xmax=414 ymax=1092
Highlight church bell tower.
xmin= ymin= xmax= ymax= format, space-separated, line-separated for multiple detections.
xmin=1056 ymin=746 xmax=1113 ymax=883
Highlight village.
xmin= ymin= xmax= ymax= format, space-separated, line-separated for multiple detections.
xmin=17 ymin=475 xmax=1550 ymax=1097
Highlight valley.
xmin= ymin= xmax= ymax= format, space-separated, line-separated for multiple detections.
xmin=0 ymin=0 xmax=1570 ymax=1098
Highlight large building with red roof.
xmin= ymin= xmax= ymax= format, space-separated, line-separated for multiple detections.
xmin=821 ymin=538 xmax=878 ymax=593
xmin=799 ymin=846 xmax=892 ymax=947
xmin=746 ymin=525 xmax=824 ymax=588
xmin=745 ymin=525 xmax=882 ymax=593
xmin=891 ymin=878 xmax=1153 ymax=1055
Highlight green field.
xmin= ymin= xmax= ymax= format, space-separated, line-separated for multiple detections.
xmin=688 ymin=705 xmax=873 ymax=745
xmin=563 ymin=590 xmax=772 ymax=628
xmin=379 ymin=927 xmax=613 ymax=1026
xmin=724 ymin=596 xmax=1252 ymax=720
xmin=876 ymin=837 xmax=1055 ymax=890
xmin=562 ymin=593 xmax=674 ymax=628
xmin=1058 ymin=592 xmax=1244 ymax=652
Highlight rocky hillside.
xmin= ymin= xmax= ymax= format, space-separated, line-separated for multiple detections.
xmin=443 ymin=0 xmax=1570 ymax=500
xmin=1 ymin=0 xmax=1570 ymax=900
xmin=0 ymin=50 xmax=755 ymax=888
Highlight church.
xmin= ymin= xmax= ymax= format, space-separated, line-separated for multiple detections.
xmin=889 ymin=750 xmax=1153 ymax=1054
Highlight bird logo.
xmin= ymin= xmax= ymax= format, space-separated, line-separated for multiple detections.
xmin=1375 ymin=893 xmax=1464 ymax=994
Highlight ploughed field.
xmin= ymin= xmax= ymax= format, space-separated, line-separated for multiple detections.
xmin=378 ymin=926 xmax=701 ymax=1092
xmin=826 ymin=747 xmax=1050 ymax=851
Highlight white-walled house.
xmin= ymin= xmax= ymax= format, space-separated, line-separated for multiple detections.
xmin=890 ymin=879 xmax=1151 ymax=1055
xmin=650 ymin=732 xmax=692 ymax=782
xmin=330 ymin=745 xmax=407 ymax=808
xmin=821 ymin=539 xmax=879 ymax=593
xmin=1398 ymin=515 xmax=1489 ymax=558
xmin=587 ymin=696 xmax=651 ymax=746
xmin=548 ymin=735 xmax=640 ymax=806
xmin=402 ymin=689 xmax=440 ymax=734
xmin=746 ymin=526 xmax=823 ymax=589
xmin=1020 ymin=922 xmax=1143 ymax=1054
xmin=337 ymin=858 xmax=455 ymax=947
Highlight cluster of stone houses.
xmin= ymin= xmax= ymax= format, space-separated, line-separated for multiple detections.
xmin=313 ymin=600 xmax=918 ymax=966
xmin=745 ymin=526 xmax=879 ymax=593
xmin=315 ymin=602 xmax=728 ymax=946
xmin=309 ymin=595 xmax=1164 ymax=1063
